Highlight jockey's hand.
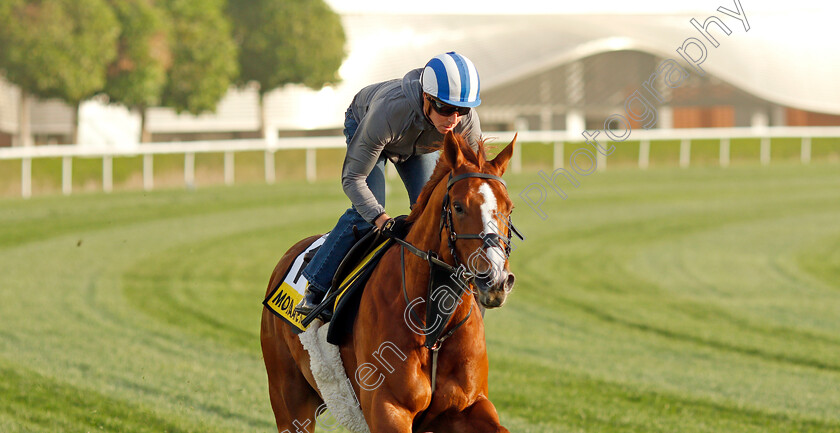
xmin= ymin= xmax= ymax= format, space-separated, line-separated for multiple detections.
xmin=374 ymin=213 xmax=391 ymax=230
xmin=378 ymin=216 xmax=410 ymax=239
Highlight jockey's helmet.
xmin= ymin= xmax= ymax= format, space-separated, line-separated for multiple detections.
xmin=421 ymin=52 xmax=481 ymax=108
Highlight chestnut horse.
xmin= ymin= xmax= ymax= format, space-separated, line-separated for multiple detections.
xmin=261 ymin=131 xmax=518 ymax=432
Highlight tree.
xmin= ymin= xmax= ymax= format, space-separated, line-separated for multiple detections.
xmin=228 ymin=0 xmax=346 ymax=137
xmin=0 ymin=0 xmax=119 ymax=145
xmin=103 ymin=0 xmax=171 ymax=143
xmin=160 ymin=0 xmax=238 ymax=116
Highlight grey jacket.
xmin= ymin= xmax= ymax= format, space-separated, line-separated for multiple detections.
xmin=342 ymin=68 xmax=482 ymax=223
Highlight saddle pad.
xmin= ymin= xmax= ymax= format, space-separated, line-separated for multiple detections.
xmin=298 ymin=320 xmax=371 ymax=433
xmin=263 ymin=235 xmax=328 ymax=333
xmin=326 ymin=238 xmax=393 ymax=345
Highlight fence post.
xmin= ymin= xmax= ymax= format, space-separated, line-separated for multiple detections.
xmin=386 ymin=162 xmax=398 ymax=179
xmin=679 ymin=139 xmax=691 ymax=168
xmin=801 ymin=137 xmax=811 ymax=164
xmin=224 ymin=151 xmax=235 ymax=186
xmin=720 ymin=138 xmax=730 ymax=167
xmin=639 ymin=140 xmax=650 ymax=169
xmin=306 ymin=148 xmax=316 ymax=182
xmin=512 ymin=142 xmax=522 ymax=174
xmin=103 ymin=156 xmax=113 ymax=193
xmin=143 ymin=154 xmax=154 ymax=191
xmin=553 ymin=142 xmax=564 ymax=170
xmin=185 ymin=152 xmax=195 ymax=189
xmin=597 ymin=144 xmax=607 ymax=172
xmin=62 ymin=156 xmax=73 ymax=195
xmin=760 ymin=137 xmax=771 ymax=165
xmin=265 ymin=150 xmax=275 ymax=184
xmin=22 ymin=157 xmax=32 ymax=199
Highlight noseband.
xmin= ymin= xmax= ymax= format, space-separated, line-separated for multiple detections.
xmin=440 ymin=172 xmax=524 ymax=274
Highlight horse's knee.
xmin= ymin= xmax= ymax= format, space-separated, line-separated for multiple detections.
xmin=266 ymin=379 xmax=321 ymax=432
xmin=427 ymin=397 xmax=508 ymax=433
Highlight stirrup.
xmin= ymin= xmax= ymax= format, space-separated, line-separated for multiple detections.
xmin=294 ymin=286 xmax=325 ymax=315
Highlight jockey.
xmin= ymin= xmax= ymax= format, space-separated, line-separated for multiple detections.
xmin=295 ymin=51 xmax=484 ymax=315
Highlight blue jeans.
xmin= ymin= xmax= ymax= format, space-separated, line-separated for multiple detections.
xmin=300 ymin=108 xmax=439 ymax=294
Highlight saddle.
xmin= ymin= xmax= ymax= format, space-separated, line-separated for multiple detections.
xmin=324 ymin=228 xmax=393 ymax=344
xmin=263 ymin=226 xmax=394 ymax=344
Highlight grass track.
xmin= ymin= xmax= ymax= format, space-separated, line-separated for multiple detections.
xmin=1 ymin=162 xmax=839 ymax=432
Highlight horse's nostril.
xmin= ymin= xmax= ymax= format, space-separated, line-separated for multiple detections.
xmin=504 ymin=273 xmax=515 ymax=293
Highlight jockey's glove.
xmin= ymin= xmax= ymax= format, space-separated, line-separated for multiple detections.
xmin=379 ymin=215 xmax=410 ymax=240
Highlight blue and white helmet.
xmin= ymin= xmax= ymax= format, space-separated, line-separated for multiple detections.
xmin=421 ymin=52 xmax=481 ymax=107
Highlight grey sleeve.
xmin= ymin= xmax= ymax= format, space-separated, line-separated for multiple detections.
xmin=460 ymin=111 xmax=484 ymax=157
xmin=341 ymin=105 xmax=391 ymax=223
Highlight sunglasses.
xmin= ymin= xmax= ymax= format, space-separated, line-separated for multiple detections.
xmin=427 ymin=96 xmax=471 ymax=117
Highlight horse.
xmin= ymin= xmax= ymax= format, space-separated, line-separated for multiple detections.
xmin=261 ymin=130 xmax=518 ymax=432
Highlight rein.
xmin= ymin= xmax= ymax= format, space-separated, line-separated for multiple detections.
xmin=393 ymin=171 xmax=524 ymax=426
xmin=397 ymin=243 xmax=474 ymax=387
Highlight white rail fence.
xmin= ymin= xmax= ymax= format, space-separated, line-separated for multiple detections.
xmin=1 ymin=126 xmax=839 ymax=199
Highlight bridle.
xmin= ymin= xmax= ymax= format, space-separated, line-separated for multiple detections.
xmin=440 ymin=172 xmax=524 ymax=275
xmin=395 ymin=170 xmax=525 ymax=422
xmin=395 ymin=170 xmax=524 ymax=283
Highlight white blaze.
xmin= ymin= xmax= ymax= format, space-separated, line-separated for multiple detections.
xmin=478 ymin=183 xmax=507 ymax=280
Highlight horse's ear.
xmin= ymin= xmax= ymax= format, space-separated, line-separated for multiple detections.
xmin=459 ymin=135 xmax=481 ymax=166
xmin=490 ymin=133 xmax=517 ymax=175
xmin=443 ymin=130 xmax=465 ymax=167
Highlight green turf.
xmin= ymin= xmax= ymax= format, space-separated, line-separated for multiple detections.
xmin=1 ymin=161 xmax=839 ymax=432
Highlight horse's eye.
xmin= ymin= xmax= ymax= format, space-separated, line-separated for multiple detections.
xmin=453 ymin=202 xmax=465 ymax=214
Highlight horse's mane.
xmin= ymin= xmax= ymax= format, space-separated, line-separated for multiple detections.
xmin=406 ymin=134 xmax=490 ymax=224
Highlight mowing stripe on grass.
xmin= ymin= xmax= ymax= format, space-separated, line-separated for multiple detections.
xmin=1 ymin=163 xmax=838 ymax=432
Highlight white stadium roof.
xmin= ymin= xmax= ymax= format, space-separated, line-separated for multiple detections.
xmin=241 ymin=4 xmax=840 ymax=131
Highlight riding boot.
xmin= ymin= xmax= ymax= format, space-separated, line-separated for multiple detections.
xmin=294 ymin=285 xmax=326 ymax=315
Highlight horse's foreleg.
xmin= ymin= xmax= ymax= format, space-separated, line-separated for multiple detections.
xmin=365 ymin=400 xmax=416 ymax=433
xmin=425 ymin=396 xmax=509 ymax=433
xmin=261 ymin=310 xmax=323 ymax=432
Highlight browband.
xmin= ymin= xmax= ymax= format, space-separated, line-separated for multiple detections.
xmin=446 ymin=172 xmax=506 ymax=190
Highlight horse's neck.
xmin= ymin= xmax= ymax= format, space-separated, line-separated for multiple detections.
xmin=401 ymin=182 xmax=467 ymax=301
xmin=405 ymin=182 xmax=449 ymax=264
xmin=381 ymin=181 xmax=479 ymax=350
